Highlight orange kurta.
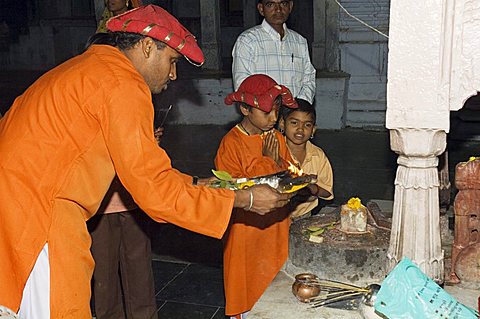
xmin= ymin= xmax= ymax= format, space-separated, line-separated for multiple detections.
xmin=215 ymin=126 xmax=292 ymax=316
xmin=0 ymin=45 xmax=234 ymax=318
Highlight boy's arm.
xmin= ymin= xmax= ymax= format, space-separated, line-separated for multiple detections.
xmin=215 ymin=131 xmax=286 ymax=178
xmin=307 ymin=184 xmax=332 ymax=199
xmin=312 ymin=149 xmax=334 ymax=200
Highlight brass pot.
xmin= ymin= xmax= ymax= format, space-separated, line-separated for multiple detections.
xmin=292 ymin=273 xmax=321 ymax=302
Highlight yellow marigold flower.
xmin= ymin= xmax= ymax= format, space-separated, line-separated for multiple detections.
xmin=347 ymin=197 xmax=363 ymax=210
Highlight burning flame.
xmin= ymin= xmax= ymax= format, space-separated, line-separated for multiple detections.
xmin=287 ymin=161 xmax=303 ymax=176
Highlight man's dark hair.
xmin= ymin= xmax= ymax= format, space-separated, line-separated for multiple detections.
xmin=85 ymin=32 xmax=167 ymax=51
xmin=281 ymin=98 xmax=316 ymax=122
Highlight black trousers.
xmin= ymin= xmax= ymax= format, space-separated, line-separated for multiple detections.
xmin=89 ymin=210 xmax=157 ymax=319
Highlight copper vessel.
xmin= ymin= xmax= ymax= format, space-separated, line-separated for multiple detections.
xmin=292 ymin=273 xmax=321 ymax=302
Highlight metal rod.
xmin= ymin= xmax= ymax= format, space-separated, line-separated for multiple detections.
xmin=310 ymin=291 xmax=364 ymax=309
xmin=158 ymin=104 xmax=172 ymax=127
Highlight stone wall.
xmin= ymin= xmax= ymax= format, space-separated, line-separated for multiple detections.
xmin=339 ymin=0 xmax=390 ymax=128
xmin=153 ymin=75 xmax=349 ymax=129
xmin=0 ymin=0 xmax=390 ymax=129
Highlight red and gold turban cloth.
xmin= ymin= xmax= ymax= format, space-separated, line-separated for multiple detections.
xmin=107 ymin=5 xmax=204 ymax=66
xmin=225 ymin=74 xmax=298 ymax=112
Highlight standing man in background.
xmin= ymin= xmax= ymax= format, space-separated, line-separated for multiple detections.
xmin=232 ymin=0 xmax=316 ymax=104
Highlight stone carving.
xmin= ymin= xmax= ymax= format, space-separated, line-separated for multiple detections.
xmin=449 ymin=159 xmax=480 ymax=284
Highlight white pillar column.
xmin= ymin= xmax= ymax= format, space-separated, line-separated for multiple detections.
xmin=387 ymin=128 xmax=445 ymax=283
xmin=386 ymin=0 xmax=450 ymax=282
xmin=200 ymin=0 xmax=222 ymax=70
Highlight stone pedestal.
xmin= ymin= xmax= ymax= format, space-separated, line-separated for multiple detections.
xmin=287 ymin=211 xmax=389 ymax=287
xmin=387 ymin=128 xmax=445 ymax=283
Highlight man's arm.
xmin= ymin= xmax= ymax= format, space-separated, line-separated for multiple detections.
xmin=102 ymin=81 xmax=291 ymax=238
xmin=298 ymin=41 xmax=316 ymax=103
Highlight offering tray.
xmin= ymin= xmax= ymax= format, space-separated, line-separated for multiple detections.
xmin=209 ymin=170 xmax=317 ymax=194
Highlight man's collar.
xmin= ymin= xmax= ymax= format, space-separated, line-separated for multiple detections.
xmin=261 ymin=19 xmax=289 ymax=40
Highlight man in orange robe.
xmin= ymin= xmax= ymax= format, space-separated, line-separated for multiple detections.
xmin=0 ymin=5 xmax=291 ymax=318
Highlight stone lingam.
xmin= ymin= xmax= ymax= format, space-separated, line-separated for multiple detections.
xmin=286 ymin=200 xmax=392 ymax=287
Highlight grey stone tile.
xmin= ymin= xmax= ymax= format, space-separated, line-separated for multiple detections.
xmin=152 ymin=260 xmax=189 ymax=293
xmin=211 ymin=309 xmax=227 ymax=319
xmin=156 ymin=263 xmax=225 ymax=307
xmin=156 ymin=301 xmax=220 ymax=319
xmin=150 ymin=223 xmax=223 ymax=266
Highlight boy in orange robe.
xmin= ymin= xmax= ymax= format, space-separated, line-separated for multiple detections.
xmin=215 ymin=74 xmax=298 ymax=318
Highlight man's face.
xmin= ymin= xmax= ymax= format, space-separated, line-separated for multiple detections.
xmin=107 ymin=0 xmax=128 ymax=14
xmin=257 ymin=0 xmax=293 ymax=27
xmin=142 ymin=43 xmax=181 ymax=94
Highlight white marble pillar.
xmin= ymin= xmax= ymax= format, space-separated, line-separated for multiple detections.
xmin=200 ymin=0 xmax=222 ymax=70
xmin=387 ymin=128 xmax=445 ymax=283
xmin=386 ymin=0 xmax=449 ymax=282
xmin=386 ymin=0 xmax=480 ymax=282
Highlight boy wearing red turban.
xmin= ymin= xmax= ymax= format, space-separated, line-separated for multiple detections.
xmin=215 ymin=74 xmax=298 ymax=318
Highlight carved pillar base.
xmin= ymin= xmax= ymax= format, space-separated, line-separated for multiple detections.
xmin=387 ymin=128 xmax=446 ymax=283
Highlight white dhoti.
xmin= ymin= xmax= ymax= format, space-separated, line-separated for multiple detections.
xmin=18 ymin=243 xmax=50 ymax=319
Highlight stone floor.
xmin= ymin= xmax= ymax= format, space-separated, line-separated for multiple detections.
xmin=248 ymin=270 xmax=480 ymax=319
xmin=2 ymin=71 xmax=480 ymax=318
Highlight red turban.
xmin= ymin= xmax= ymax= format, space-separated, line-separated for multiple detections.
xmin=225 ymin=74 xmax=298 ymax=112
xmin=106 ymin=5 xmax=204 ymax=66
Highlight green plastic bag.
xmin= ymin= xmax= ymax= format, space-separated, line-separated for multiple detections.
xmin=374 ymin=257 xmax=477 ymax=319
